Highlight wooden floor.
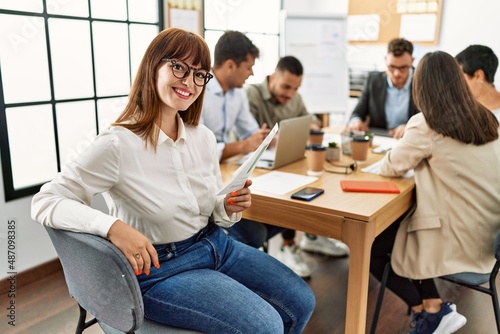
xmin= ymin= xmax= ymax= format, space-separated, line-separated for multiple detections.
xmin=1 ymin=234 xmax=498 ymax=334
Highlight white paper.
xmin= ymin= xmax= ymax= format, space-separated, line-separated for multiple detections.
xmin=372 ymin=135 xmax=398 ymax=150
xmin=250 ymin=171 xmax=318 ymax=195
xmin=319 ymin=22 xmax=344 ymax=58
xmin=218 ymin=123 xmax=278 ymax=195
xmin=362 ymin=160 xmax=414 ymax=178
xmin=170 ymin=8 xmax=200 ymax=34
xmin=399 ymin=14 xmax=437 ymax=42
xmin=347 ymin=14 xmax=380 ymax=41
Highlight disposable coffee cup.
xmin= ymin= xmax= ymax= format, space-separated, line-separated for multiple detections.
xmin=350 ymin=135 xmax=370 ymax=162
xmin=305 ymin=144 xmax=326 ymax=176
xmin=308 ymin=129 xmax=324 ymax=145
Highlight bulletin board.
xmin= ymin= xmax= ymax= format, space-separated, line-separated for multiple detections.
xmin=280 ymin=12 xmax=349 ymax=115
xmin=165 ymin=0 xmax=203 ymax=35
xmin=347 ymin=0 xmax=443 ymax=45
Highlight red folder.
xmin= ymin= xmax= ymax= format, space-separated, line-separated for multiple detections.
xmin=340 ymin=180 xmax=400 ymax=194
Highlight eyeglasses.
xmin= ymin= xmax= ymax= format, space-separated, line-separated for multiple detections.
xmin=387 ymin=65 xmax=411 ymax=73
xmin=161 ymin=58 xmax=213 ymax=87
xmin=324 ymin=161 xmax=357 ymax=175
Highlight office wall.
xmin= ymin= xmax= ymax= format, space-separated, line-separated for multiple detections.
xmin=2 ymin=0 xmax=500 ymax=280
xmin=284 ymin=0 xmax=500 ymax=115
xmin=0 ymin=161 xmax=57 ymax=280
xmin=346 ymin=0 xmax=500 ymax=85
xmin=282 ymin=0 xmax=347 ymax=13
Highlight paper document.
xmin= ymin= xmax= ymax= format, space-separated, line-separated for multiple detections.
xmin=362 ymin=160 xmax=414 ymax=178
xmin=218 ymin=123 xmax=278 ymax=195
xmin=250 ymin=171 xmax=318 ymax=195
xmin=372 ymin=135 xmax=398 ymax=148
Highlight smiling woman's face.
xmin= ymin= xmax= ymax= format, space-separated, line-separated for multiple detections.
xmin=156 ymin=59 xmax=204 ymax=113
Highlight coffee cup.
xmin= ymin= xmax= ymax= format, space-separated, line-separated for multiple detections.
xmin=350 ymin=135 xmax=370 ymax=162
xmin=308 ymin=129 xmax=324 ymax=146
xmin=305 ymin=144 xmax=326 ymax=176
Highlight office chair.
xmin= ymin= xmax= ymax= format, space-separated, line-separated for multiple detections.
xmin=370 ymin=229 xmax=500 ymax=334
xmin=44 ymin=226 xmax=202 ymax=334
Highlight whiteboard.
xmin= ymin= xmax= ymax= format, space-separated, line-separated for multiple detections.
xmin=280 ymin=12 xmax=349 ymax=114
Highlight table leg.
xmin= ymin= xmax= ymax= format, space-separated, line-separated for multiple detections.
xmin=342 ymin=218 xmax=376 ymax=334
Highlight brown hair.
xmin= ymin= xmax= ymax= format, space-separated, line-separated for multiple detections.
xmin=412 ymin=51 xmax=498 ymax=145
xmin=113 ymin=28 xmax=211 ymax=149
xmin=387 ymin=38 xmax=413 ymax=56
xmin=213 ymin=30 xmax=259 ymax=67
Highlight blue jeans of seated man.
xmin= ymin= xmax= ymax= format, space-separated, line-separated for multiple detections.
xmin=226 ymin=218 xmax=285 ymax=248
xmin=137 ymin=222 xmax=315 ymax=334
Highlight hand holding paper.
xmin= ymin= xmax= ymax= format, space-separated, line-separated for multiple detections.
xmin=218 ymin=123 xmax=278 ymax=195
xmin=224 ymin=180 xmax=252 ymax=216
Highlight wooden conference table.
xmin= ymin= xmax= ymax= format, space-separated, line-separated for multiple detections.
xmin=220 ymin=149 xmax=415 ymax=334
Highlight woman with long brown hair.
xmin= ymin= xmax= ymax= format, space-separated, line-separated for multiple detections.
xmin=371 ymin=51 xmax=500 ymax=333
xmin=32 ymin=28 xmax=315 ymax=333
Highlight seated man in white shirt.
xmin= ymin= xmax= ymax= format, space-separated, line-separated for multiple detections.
xmin=200 ymin=31 xmax=269 ymax=160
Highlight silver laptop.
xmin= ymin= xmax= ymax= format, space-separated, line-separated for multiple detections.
xmin=368 ymin=127 xmax=392 ymax=137
xmin=250 ymin=114 xmax=313 ymax=169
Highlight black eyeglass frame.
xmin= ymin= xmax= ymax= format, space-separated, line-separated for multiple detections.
xmin=387 ymin=64 xmax=411 ymax=73
xmin=161 ymin=58 xmax=213 ymax=87
xmin=324 ymin=161 xmax=358 ymax=175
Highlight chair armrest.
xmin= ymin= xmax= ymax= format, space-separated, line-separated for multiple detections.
xmin=45 ymin=226 xmax=144 ymax=332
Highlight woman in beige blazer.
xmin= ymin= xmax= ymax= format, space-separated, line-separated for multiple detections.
xmin=373 ymin=51 xmax=500 ymax=334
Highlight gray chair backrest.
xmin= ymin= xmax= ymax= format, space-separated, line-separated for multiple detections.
xmin=45 ymin=226 xmax=145 ymax=332
xmin=495 ymin=229 xmax=500 ymax=261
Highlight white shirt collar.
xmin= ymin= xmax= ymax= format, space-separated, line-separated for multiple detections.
xmin=157 ymin=113 xmax=187 ymax=144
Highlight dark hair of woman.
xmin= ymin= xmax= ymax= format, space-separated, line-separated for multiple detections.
xmin=114 ymin=28 xmax=211 ymax=149
xmin=412 ymin=51 xmax=499 ymax=145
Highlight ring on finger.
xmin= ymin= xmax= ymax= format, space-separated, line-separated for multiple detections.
xmin=134 ymin=253 xmax=141 ymax=259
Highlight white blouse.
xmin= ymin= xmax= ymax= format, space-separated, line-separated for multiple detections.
xmin=32 ymin=114 xmax=240 ymax=244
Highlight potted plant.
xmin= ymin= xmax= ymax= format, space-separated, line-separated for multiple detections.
xmin=365 ymin=131 xmax=374 ymax=147
xmin=326 ymin=141 xmax=340 ymax=161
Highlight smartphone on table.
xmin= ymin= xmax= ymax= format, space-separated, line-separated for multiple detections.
xmin=291 ymin=187 xmax=325 ymax=201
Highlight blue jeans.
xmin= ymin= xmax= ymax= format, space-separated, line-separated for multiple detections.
xmin=226 ymin=218 xmax=286 ymax=248
xmin=137 ymin=222 xmax=315 ymax=333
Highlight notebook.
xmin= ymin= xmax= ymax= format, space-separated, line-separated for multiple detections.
xmin=237 ymin=114 xmax=313 ymax=169
xmin=340 ymin=180 xmax=401 ymax=194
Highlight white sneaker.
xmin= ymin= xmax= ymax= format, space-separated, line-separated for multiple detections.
xmin=300 ymin=235 xmax=349 ymax=257
xmin=409 ymin=302 xmax=466 ymax=334
xmin=276 ymin=245 xmax=312 ymax=278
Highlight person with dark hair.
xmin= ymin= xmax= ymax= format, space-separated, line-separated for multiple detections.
xmin=32 ymin=27 xmax=315 ymax=333
xmin=229 ymin=55 xmax=349 ymax=277
xmin=456 ymin=44 xmax=500 ymax=120
xmin=371 ymin=51 xmax=500 ymax=333
xmin=201 ymin=30 xmax=269 ymax=160
xmin=246 ymin=55 xmax=319 ymax=127
xmin=348 ymin=37 xmax=419 ymax=139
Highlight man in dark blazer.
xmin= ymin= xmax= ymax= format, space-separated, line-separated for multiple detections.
xmin=348 ymin=38 xmax=419 ymax=139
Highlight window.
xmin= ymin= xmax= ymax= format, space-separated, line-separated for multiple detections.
xmin=0 ymin=0 xmax=162 ymax=201
xmin=203 ymin=0 xmax=282 ymax=83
